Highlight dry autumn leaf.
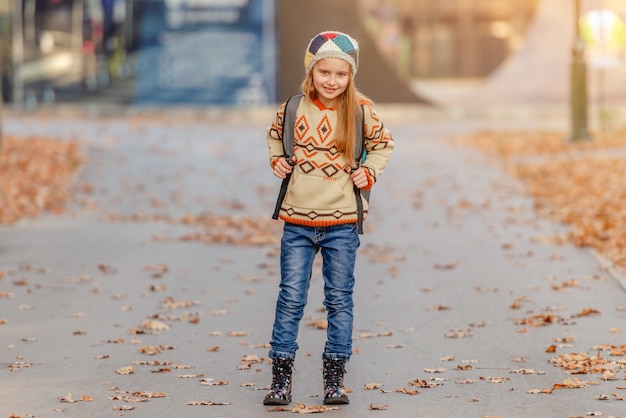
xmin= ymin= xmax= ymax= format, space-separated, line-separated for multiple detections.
xmin=59 ymin=393 xmax=77 ymax=403
xmin=445 ymin=331 xmax=472 ymax=338
xmin=552 ymin=376 xmax=599 ymax=390
xmin=573 ymin=307 xmax=601 ymax=318
xmin=0 ymin=136 xmax=82 ymax=225
xmin=455 ymin=379 xmax=475 ymax=384
xmin=527 ymin=387 xmax=553 ymax=394
xmin=139 ymin=345 xmax=162 ymax=355
xmin=210 ymin=309 xmax=229 ymax=316
xmin=306 ymin=319 xmax=328 ymax=330
xmin=395 ymin=387 xmax=419 ymax=395
xmin=510 ymin=369 xmax=535 ymax=374
xmin=113 ymin=405 xmax=135 ymax=411
xmin=457 ymin=128 xmax=626 ymax=273
xmin=227 ymin=330 xmax=249 ymax=337
xmin=116 ymin=366 xmax=134 ymax=375
xmin=187 ymin=400 xmax=231 ymax=406
xmin=480 ymin=376 xmax=510 ymax=384
xmin=289 ymin=403 xmax=339 ymax=414
xmin=241 ymin=354 xmax=264 ymax=364
xmin=160 ymin=296 xmax=200 ymax=309
xmin=140 ymin=319 xmax=170 ymax=331
xmin=200 ymin=378 xmax=228 ymax=386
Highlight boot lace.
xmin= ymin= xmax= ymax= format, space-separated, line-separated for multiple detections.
xmin=324 ymin=359 xmax=345 ymax=387
xmin=271 ymin=359 xmax=293 ymax=388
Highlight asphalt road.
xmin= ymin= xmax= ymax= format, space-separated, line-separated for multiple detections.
xmin=1 ymin=106 xmax=625 ymax=418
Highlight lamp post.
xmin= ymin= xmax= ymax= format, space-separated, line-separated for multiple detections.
xmin=570 ymin=0 xmax=591 ymax=141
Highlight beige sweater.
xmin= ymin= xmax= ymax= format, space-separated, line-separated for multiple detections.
xmin=267 ymin=96 xmax=394 ymax=228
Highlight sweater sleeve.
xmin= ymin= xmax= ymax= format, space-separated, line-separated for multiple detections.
xmin=267 ymin=100 xmax=288 ymax=168
xmin=360 ymin=102 xmax=394 ymax=190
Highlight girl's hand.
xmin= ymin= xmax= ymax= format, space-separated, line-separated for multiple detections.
xmin=273 ymin=156 xmax=297 ymax=179
xmin=349 ymin=167 xmax=368 ymax=189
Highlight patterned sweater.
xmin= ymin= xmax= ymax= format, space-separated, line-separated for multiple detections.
xmin=267 ymin=96 xmax=394 ymax=228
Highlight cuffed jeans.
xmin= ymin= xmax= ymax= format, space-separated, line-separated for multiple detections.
xmin=269 ymin=222 xmax=360 ymax=361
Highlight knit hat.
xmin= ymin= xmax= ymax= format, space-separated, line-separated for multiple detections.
xmin=304 ymin=31 xmax=360 ymax=76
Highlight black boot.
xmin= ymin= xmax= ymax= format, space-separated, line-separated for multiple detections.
xmin=263 ymin=358 xmax=294 ymax=405
xmin=323 ymin=358 xmax=349 ymax=405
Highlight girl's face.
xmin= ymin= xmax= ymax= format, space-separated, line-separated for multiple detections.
xmin=311 ymin=58 xmax=351 ymax=108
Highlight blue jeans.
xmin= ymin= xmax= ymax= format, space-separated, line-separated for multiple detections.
xmin=269 ymin=222 xmax=360 ymax=361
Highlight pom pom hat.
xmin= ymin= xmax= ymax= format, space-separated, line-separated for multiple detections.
xmin=304 ymin=31 xmax=360 ymax=76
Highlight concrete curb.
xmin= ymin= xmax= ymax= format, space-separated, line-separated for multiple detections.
xmin=587 ymin=247 xmax=626 ymax=292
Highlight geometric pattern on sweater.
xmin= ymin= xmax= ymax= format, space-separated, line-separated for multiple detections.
xmin=295 ymin=114 xmax=343 ymax=178
xmin=295 ymin=115 xmax=309 ymax=140
xmin=316 ymin=115 xmax=333 ymax=143
xmin=284 ymin=206 xmax=359 ymax=221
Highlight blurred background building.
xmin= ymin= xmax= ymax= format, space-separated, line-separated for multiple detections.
xmin=0 ymin=0 xmax=624 ymax=108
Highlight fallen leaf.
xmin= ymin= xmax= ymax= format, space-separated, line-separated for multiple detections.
xmin=113 ymin=405 xmax=135 ymax=411
xmin=134 ymin=391 xmax=166 ymax=398
xmin=59 ymin=393 xmax=77 ymax=403
xmin=480 ymin=376 xmax=510 ymax=384
xmin=306 ymin=319 xmax=328 ymax=330
xmin=241 ymin=354 xmax=264 ymax=364
xmin=187 ymin=401 xmax=231 ymax=406
xmin=510 ymin=369 xmax=535 ymax=374
xmin=573 ymin=308 xmax=601 ymax=318
xmin=140 ymin=319 xmax=170 ymax=331
xmin=139 ymin=345 xmax=162 ymax=356
xmin=227 ymin=331 xmax=249 ymax=337
xmin=528 ymin=388 xmax=553 ymax=394
xmin=395 ymin=387 xmax=419 ymax=395
xmin=455 ymin=379 xmax=475 ymax=384
xmin=200 ymin=378 xmax=228 ymax=386
xmin=116 ymin=366 xmax=134 ymax=375
xmin=552 ymin=377 xmax=599 ymax=390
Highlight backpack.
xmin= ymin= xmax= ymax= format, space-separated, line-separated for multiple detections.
xmin=272 ymin=93 xmax=369 ymax=234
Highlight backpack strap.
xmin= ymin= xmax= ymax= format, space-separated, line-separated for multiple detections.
xmin=272 ymin=93 xmax=303 ymax=220
xmin=353 ymin=103 xmax=366 ymax=234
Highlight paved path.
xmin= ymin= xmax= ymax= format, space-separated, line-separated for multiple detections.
xmin=1 ymin=108 xmax=625 ymax=417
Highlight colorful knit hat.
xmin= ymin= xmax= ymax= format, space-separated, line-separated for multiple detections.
xmin=304 ymin=31 xmax=360 ymax=76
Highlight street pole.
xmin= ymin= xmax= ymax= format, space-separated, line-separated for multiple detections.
xmin=570 ymin=0 xmax=591 ymax=141
xmin=12 ymin=0 xmax=24 ymax=108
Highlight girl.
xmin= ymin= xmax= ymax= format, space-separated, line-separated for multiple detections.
xmin=264 ymin=30 xmax=394 ymax=406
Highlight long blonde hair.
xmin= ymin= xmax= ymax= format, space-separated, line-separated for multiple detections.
xmin=301 ymin=71 xmax=362 ymax=164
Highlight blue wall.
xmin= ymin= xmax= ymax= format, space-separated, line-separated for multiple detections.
xmin=135 ymin=0 xmax=277 ymax=105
